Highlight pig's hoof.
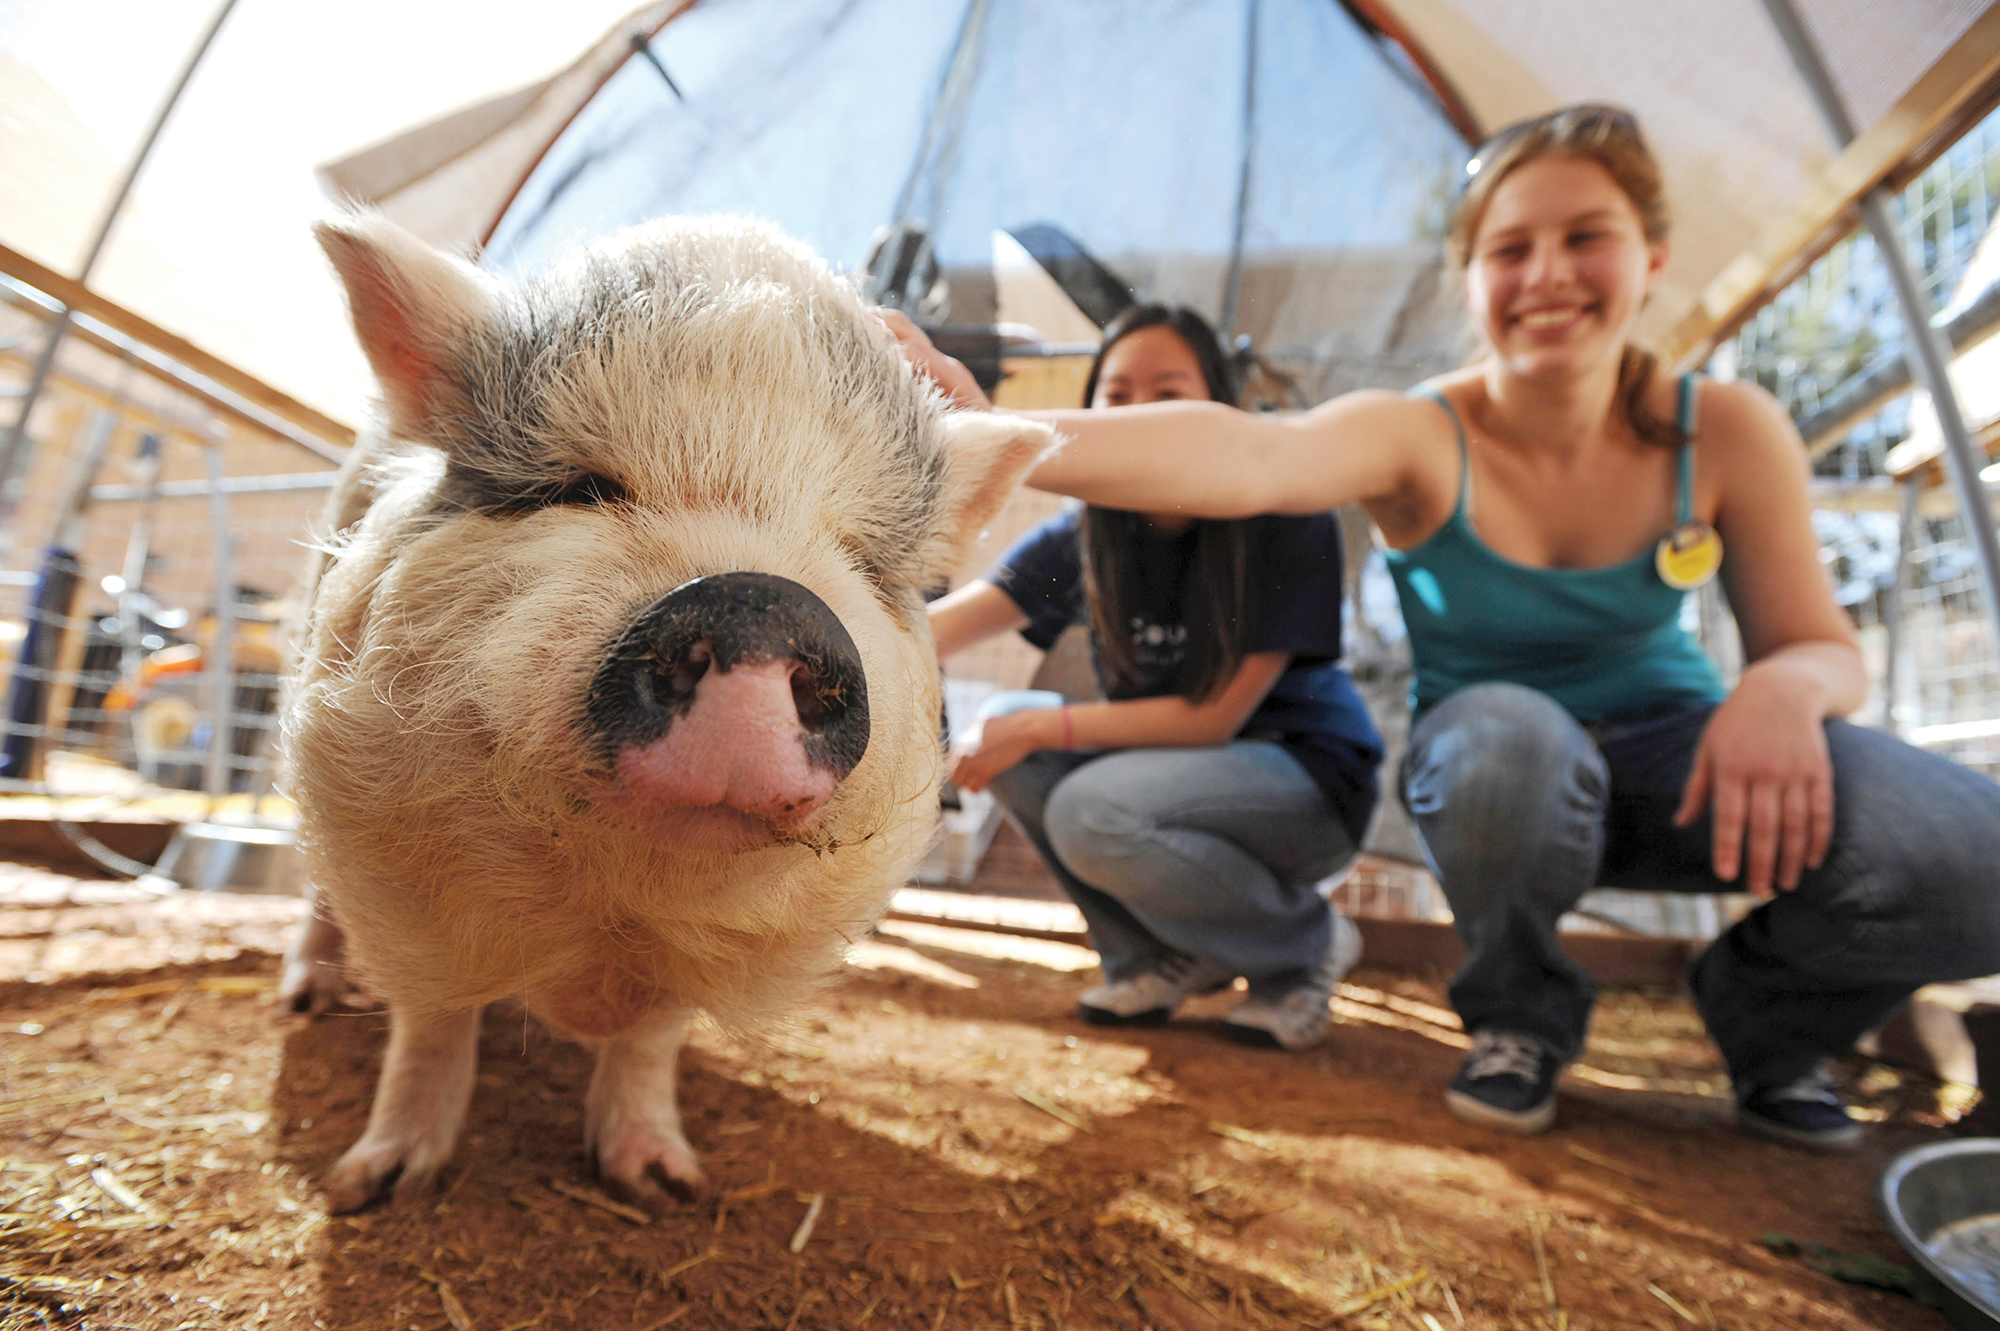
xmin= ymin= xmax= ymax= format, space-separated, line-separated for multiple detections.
xmin=323 ymin=1132 xmax=455 ymax=1214
xmin=278 ymin=955 xmax=345 ymax=1016
xmin=595 ymin=1133 xmax=708 ymax=1212
xmin=279 ymin=912 xmax=347 ymax=1016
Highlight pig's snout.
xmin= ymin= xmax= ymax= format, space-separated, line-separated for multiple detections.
xmin=587 ymin=573 xmax=870 ymax=829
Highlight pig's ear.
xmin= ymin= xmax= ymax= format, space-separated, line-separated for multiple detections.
xmin=314 ymin=213 xmax=496 ymax=440
xmin=919 ymin=411 xmax=1055 ymax=584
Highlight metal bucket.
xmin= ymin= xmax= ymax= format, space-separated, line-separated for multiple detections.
xmin=1881 ymin=1140 xmax=2000 ymax=1330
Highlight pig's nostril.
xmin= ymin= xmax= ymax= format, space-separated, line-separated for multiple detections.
xmin=635 ymin=642 xmax=711 ymax=712
xmin=667 ymin=643 xmax=712 ymax=697
xmin=790 ymin=668 xmax=828 ymax=732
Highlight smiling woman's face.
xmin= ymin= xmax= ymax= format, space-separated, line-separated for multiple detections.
xmin=1090 ymin=325 xmax=1213 ymax=408
xmin=1464 ymin=154 xmax=1667 ymax=382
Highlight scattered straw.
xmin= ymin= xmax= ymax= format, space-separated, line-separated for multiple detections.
xmin=1013 ymin=1086 xmax=1091 ymax=1132
xmin=547 ymin=1178 xmax=651 ymax=1226
xmin=1441 ymin=1275 xmax=1463 ymax=1326
xmin=61 ymin=975 xmax=274 ymax=1011
xmin=658 ymin=1247 xmax=716 ymax=1285
xmin=1137 ymin=1255 xmax=1216 ymax=1312
xmin=1530 ymin=1215 xmax=1556 ymax=1311
xmin=1208 ymin=1122 xmax=1268 ymax=1147
xmin=635 ymin=1310 xmax=689 ymax=1331
xmin=421 ymin=1269 xmax=475 ymax=1331
xmin=1646 ymin=1281 xmax=1698 ymax=1323
xmin=789 ymin=1192 xmax=825 ymax=1253
xmin=142 ymin=985 xmax=191 ymax=1040
xmin=1566 ymin=1143 xmax=1657 ymax=1185
xmin=783 ymin=1292 xmax=821 ymax=1331
xmin=721 ymin=1165 xmax=784 ymax=1204
xmin=88 ymin=1166 xmax=147 ymax=1214
xmin=193 ymin=975 xmax=272 ymax=995
xmin=114 ymin=1108 xmax=270 ymax=1135
xmin=1331 ymin=1268 xmax=1428 ymax=1316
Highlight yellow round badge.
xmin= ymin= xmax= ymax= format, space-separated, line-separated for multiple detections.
xmin=1655 ymin=522 xmax=1723 ymax=591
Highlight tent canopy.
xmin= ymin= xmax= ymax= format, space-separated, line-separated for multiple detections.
xmin=4 ymin=0 xmax=1998 ymax=429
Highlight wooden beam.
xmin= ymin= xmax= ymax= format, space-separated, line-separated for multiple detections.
xmin=1661 ymin=6 xmax=2000 ymax=369
xmin=1338 ymin=0 xmax=1482 ymax=143
xmin=0 ymin=240 xmax=355 ymax=450
xmin=0 ymin=295 xmax=344 ymax=464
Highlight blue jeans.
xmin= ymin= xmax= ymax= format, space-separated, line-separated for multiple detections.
xmin=977 ymin=691 xmax=1358 ymax=996
xmin=1400 ymin=682 xmax=2000 ymax=1089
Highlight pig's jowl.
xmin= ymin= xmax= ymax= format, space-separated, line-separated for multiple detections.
xmin=278 ymin=213 xmax=1048 ymax=1213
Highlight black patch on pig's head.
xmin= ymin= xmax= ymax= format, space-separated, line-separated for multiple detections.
xmin=440 ymin=465 xmax=630 ymax=516
xmin=585 ymin=572 xmax=871 ymax=782
xmin=426 ymin=288 xmax=622 ymax=516
xmin=415 ymin=227 xmax=959 ymax=600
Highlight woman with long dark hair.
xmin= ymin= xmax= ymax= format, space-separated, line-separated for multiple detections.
xmin=928 ymin=303 xmax=1383 ymax=1051
xmin=894 ymin=108 xmax=2000 ymax=1149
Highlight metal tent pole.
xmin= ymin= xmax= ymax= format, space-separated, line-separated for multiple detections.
xmin=1881 ymin=478 xmax=1921 ymax=735
xmin=200 ymin=429 xmax=237 ymax=801
xmin=1759 ymin=0 xmax=2000 ymax=650
xmin=1218 ymin=0 xmax=1262 ymax=340
xmin=889 ymin=0 xmax=993 ymax=237
xmin=0 ymin=0 xmax=240 ymax=522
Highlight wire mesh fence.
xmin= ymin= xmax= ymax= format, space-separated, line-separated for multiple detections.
xmin=0 ymin=286 xmax=340 ymax=887
xmin=1725 ymin=99 xmax=2000 ymax=781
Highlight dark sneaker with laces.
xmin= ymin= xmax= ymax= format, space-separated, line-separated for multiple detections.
xmin=1736 ymin=1064 xmax=1863 ymax=1152
xmin=1077 ymin=953 xmax=1235 ymax=1026
xmin=1446 ymin=1030 xmax=1562 ymax=1135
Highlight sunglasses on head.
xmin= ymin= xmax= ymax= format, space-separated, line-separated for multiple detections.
xmin=1462 ymin=104 xmax=1641 ymax=185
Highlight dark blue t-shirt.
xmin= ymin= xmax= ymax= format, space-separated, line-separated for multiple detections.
xmin=988 ymin=508 xmax=1383 ymax=841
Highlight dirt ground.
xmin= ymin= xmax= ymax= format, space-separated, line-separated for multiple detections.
xmin=0 ymin=857 xmax=1974 ymax=1331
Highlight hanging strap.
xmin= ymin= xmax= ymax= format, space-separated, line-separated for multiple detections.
xmin=1415 ymin=387 xmax=1472 ymax=518
xmin=1674 ymin=373 xmax=1700 ymax=526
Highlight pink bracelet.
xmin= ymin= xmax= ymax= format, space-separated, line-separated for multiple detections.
xmin=1061 ymin=704 xmax=1074 ymax=751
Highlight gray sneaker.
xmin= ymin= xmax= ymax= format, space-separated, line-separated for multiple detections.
xmin=1222 ymin=914 xmax=1363 ymax=1051
xmin=1078 ymin=953 xmax=1235 ymax=1025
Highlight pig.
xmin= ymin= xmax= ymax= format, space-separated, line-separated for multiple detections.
xmin=277 ymin=212 xmax=1048 ymax=1213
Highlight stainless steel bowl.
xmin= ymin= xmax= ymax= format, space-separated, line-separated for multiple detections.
xmin=1881 ymin=1139 xmax=2000 ymax=1331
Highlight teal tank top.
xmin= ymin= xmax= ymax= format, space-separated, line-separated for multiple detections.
xmin=1382 ymin=375 xmax=1729 ymax=723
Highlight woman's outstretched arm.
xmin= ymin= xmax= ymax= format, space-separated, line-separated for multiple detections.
xmin=881 ymin=309 xmax=1424 ymax=519
xmin=927 ymin=581 xmax=1029 ymax=659
xmin=1023 ymin=393 xmax=1418 ymax=518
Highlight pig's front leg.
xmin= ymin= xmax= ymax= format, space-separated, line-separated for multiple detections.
xmin=279 ymin=884 xmax=346 ymax=1015
xmin=585 ymin=1007 xmax=707 ymax=1209
xmin=324 ymin=1004 xmax=482 ymax=1213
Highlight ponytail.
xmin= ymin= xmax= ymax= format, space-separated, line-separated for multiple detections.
xmin=1617 ymin=346 xmax=1685 ymax=450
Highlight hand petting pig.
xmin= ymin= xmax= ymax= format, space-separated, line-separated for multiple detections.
xmin=278 ymin=213 xmax=1048 ymax=1213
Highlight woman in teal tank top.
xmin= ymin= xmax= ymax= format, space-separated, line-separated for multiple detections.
xmin=1385 ymin=373 xmax=1727 ymax=723
xmin=887 ymin=105 xmax=2000 ymax=1153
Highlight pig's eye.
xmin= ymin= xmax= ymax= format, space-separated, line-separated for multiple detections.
xmin=544 ymin=474 xmax=627 ymax=508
